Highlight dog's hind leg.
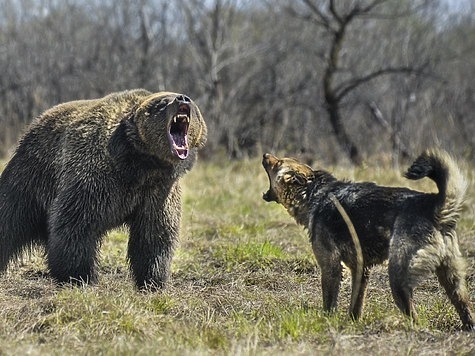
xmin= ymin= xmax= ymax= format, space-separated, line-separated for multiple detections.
xmin=435 ymin=250 xmax=474 ymax=330
xmin=350 ymin=268 xmax=370 ymax=320
xmin=328 ymin=193 xmax=366 ymax=319
xmin=388 ymin=275 xmax=418 ymax=323
xmin=388 ymin=249 xmax=419 ymax=323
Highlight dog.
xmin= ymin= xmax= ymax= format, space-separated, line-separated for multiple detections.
xmin=262 ymin=149 xmax=474 ymax=330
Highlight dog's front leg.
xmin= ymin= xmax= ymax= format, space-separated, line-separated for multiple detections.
xmin=320 ymin=260 xmax=343 ymax=312
xmin=313 ymin=227 xmax=343 ymax=313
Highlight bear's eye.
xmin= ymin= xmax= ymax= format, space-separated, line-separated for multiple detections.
xmin=154 ymin=100 xmax=168 ymax=112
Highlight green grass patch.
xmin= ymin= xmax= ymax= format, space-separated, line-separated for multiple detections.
xmin=213 ymin=240 xmax=286 ymax=271
xmin=1 ymin=157 xmax=475 ymax=354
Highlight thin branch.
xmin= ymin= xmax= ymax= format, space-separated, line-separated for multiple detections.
xmin=358 ymin=1 xmax=432 ymax=20
xmin=334 ymin=66 xmax=426 ymax=102
xmin=287 ymin=6 xmax=324 ymax=28
xmin=331 ymin=0 xmax=388 ymax=24
xmin=302 ymin=0 xmax=333 ymax=30
xmin=367 ymin=101 xmax=411 ymax=159
xmin=328 ymin=0 xmax=343 ymax=24
xmin=357 ymin=0 xmax=389 ymax=15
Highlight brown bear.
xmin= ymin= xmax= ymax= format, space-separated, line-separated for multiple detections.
xmin=0 ymin=89 xmax=207 ymax=289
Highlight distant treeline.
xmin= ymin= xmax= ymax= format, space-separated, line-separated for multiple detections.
xmin=1 ymin=0 xmax=474 ymax=164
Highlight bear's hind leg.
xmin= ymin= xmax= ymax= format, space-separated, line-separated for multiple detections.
xmin=47 ymin=229 xmax=100 ymax=285
xmin=0 ymin=190 xmax=47 ymax=272
xmin=47 ymin=193 xmax=105 ymax=285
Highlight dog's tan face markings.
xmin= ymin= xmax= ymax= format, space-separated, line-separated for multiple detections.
xmin=262 ymin=153 xmax=314 ymax=208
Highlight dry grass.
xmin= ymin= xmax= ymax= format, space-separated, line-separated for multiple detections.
xmin=0 ymin=156 xmax=474 ymax=355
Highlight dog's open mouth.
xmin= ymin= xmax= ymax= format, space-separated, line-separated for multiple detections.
xmin=262 ymin=189 xmax=278 ymax=202
xmin=168 ymin=103 xmax=190 ymax=160
xmin=262 ymin=174 xmax=278 ymax=202
xmin=262 ymin=154 xmax=278 ymax=202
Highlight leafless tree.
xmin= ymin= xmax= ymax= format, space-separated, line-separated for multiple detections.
xmin=0 ymin=0 xmax=474 ymax=163
xmin=284 ymin=0 xmax=434 ymax=164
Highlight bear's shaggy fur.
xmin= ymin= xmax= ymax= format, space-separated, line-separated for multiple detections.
xmin=0 ymin=89 xmax=207 ymax=289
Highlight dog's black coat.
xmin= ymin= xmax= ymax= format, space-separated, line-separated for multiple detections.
xmin=308 ymin=178 xmax=434 ymax=268
xmin=262 ymin=150 xmax=474 ymax=329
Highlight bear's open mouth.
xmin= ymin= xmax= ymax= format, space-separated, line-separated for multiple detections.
xmin=168 ymin=103 xmax=190 ymax=160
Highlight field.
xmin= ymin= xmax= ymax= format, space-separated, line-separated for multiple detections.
xmin=0 ymin=157 xmax=474 ymax=355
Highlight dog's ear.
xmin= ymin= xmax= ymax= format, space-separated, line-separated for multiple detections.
xmin=283 ymin=172 xmax=308 ymax=185
xmin=313 ymin=169 xmax=336 ymax=184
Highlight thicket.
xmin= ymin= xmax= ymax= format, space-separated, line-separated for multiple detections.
xmin=0 ymin=0 xmax=474 ymax=165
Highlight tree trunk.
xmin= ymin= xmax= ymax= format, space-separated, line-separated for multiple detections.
xmin=326 ymin=101 xmax=363 ymax=165
xmin=322 ymin=20 xmax=363 ymax=166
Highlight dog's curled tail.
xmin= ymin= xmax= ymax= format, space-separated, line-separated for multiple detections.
xmin=405 ymin=149 xmax=467 ymax=229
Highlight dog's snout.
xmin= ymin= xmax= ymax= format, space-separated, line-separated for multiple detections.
xmin=262 ymin=153 xmax=274 ymax=168
xmin=263 ymin=153 xmax=278 ymax=167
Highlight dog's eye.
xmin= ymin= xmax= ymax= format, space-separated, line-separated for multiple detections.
xmin=282 ymin=171 xmax=307 ymax=185
xmin=283 ymin=172 xmax=294 ymax=183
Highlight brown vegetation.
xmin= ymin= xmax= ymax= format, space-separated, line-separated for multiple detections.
xmin=0 ymin=158 xmax=474 ymax=354
xmin=0 ymin=0 xmax=474 ymax=163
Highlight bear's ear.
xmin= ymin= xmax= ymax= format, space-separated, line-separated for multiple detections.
xmin=121 ymin=105 xmax=147 ymax=144
xmin=190 ymin=105 xmax=207 ymax=148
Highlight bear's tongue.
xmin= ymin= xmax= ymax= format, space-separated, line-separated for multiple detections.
xmin=168 ymin=115 xmax=189 ymax=160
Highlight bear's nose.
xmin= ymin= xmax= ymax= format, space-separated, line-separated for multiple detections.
xmin=176 ymin=95 xmax=191 ymax=103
